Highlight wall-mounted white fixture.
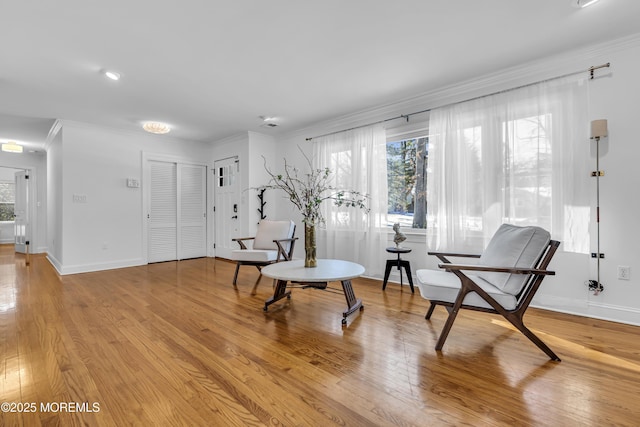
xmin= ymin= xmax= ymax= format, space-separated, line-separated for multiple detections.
xmin=1 ymin=141 xmax=23 ymax=153
xmin=572 ymin=0 xmax=601 ymax=8
xmin=259 ymin=115 xmax=279 ymax=128
xmin=143 ymin=121 xmax=171 ymax=134
xmin=589 ymin=119 xmax=608 ymax=295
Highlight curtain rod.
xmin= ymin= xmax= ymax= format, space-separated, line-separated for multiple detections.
xmin=305 ymin=62 xmax=610 ymax=141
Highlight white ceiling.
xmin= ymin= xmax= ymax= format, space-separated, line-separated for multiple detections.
xmin=1 ymin=1 xmax=639 ymax=150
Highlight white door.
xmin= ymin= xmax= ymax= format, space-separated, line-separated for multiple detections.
xmin=214 ymin=157 xmax=240 ymax=259
xmin=148 ymin=161 xmax=207 ymax=263
xmin=178 ymin=164 xmax=207 ymax=259
xmin=14 ymin=171 xmax=29 ymax=254
xmin=148 ymin=161 xmax=178 ymax=263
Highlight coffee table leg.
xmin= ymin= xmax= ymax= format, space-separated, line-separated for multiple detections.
xmin=341 ymin=279 xmax=363 ymax=325
xmin=264 ymin=279 xmax=291 ymax=311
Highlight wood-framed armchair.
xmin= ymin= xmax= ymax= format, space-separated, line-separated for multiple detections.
xmin=231 ymin=220 xmax=297 ymax=285
xmin=416 ymin=224 xmax=561 ymax=361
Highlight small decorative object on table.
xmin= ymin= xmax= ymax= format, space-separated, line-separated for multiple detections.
xmin=393 ymin=223 xmax=406 ymax=248
xmin=260 ymin=147 xmax=369 ymax=267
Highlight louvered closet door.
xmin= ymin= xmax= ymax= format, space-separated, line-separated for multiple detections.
xmin=149 ymin=161 xmax=178 ymax=263
xmin=178 ymin=164 xmax=206 ymax=259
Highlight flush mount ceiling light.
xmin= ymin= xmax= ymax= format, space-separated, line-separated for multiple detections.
xmin=143 ymin=121 xmax=171 ymax=134
xmin=1 ymin=141 xmax=23 ymax=153
xmin=103 ymin=69 xmax=121 ymax=81
xmin=572 ymin=0 xmax=601 ymax=8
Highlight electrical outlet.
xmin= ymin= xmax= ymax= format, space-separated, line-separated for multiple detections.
xmin=618 ymin=266 xmax=630 ymax=280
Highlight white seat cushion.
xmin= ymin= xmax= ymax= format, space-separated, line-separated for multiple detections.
xmin=416 ymin=269 xmax=517 ymax=310
xmin=253 ymin=220 xmax=295 ymax=251
xmin=231 ymin=249 xmax=279 ymax=263
xmin=476 ymin=224 xmax=550 ymax=295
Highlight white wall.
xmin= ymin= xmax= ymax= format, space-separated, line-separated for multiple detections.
xmin=271 ymin=34 xmax=640 ymax=326
xmin=247 ymin=131 xmax=277 ymax=227
xmin=49 ymin=120 xmax=211 ymax=274
xmin=0 ymin=148 xmax=47 ymax=252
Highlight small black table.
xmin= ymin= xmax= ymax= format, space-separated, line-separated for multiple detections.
xmin=382 ymin=247 xmax=414 ymax=293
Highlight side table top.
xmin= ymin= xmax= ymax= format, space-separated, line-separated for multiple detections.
xmin=386 ymin=246 xmax=412 ymax=254
xmin=261 ymin=259 xmax=365 ymax=282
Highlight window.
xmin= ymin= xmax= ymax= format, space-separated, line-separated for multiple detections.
xmin=427 ymin=75 xmax=589 ymax=253
xmin=0 ymin=181 xmax=15 ymax=222
xmin=386 ymin=136 xmax=428 ymax=229
xmin=501 ymin=114 xmax=553 ymax=228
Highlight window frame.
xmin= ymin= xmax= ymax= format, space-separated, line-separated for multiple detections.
xmin=385 ymin=122 xmax=430 ymax=234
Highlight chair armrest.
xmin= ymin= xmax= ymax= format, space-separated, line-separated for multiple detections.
xmin=429 ymin=251 xmax=481 ymax=264
xmin=274 ymin=237 xmax=299 ymax=261
xmin=232 ymin=236 xmax=255 ymax=250
xmin=438 ymin=263 xmax=555 ymax=275
xmin=232 ymin=237 xmax=255 ymax=242
xmin=428 ymin=251 xmax=481 ymax=258
xmin=273 ymin=237 xmax=298 ymax=244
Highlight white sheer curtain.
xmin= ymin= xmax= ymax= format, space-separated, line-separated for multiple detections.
xmin=427 ymin=75 xmax=590 ymax=253
xmin=312 ymin=124 xmax=388 ymax=277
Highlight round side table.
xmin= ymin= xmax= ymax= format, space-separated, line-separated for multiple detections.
xmin=382 ymin=247 xmax=414 ymax=293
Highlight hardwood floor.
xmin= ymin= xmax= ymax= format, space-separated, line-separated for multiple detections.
xmin=2 ymin=245 xmax=640 ymax=426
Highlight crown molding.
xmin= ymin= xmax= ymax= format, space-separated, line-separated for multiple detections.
xmin=44 ymin=119 xmax=63 ymax=152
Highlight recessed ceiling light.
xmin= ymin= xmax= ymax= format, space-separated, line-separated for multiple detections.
xmin=143 ymin=121 xmax=171 ymax=134
xmin=1 ymin=141 xmax=23 ymax=153
xmin=572 ymin=0 xmax=600 ymax=8
xmin=104 ymin=70 xmax=121 ymax=81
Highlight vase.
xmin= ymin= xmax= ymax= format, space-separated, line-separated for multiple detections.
xmin=304 ymin=223 xmax=317 ymax=268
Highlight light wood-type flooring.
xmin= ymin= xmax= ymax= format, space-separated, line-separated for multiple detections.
xmin=1 ymin=245 xmax=640 ymax=426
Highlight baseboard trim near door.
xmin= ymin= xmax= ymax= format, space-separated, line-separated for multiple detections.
xmin=48 ymin=257 xmax=146 ymax=276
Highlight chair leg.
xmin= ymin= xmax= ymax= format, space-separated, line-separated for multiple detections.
xmin=435 ymin=286 xmax=470 ymax=351
xmin=507 ymin=315 xmax=561 ymax=361
xmin=425 ymin=303 xmax=436 ymax=319
xmin=233 ymin=263 xmax=241 ymax=285
xmin=435 ymin=307 xmax=460 ymax=351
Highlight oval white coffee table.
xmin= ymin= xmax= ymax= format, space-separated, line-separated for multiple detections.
xmin=261 ymin=259 xmax=365 ymax=325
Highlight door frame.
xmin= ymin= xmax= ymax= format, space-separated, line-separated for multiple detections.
xmin=141 ymin=152 xmax=210 ymax=264
xmin=14 ymin=170 xmax=30 ymax=253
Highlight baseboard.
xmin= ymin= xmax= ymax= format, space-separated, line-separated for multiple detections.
xmin=46 ymin=253 xmax=63 ymax=274
xmin=53 ymin=258 xmax=147 ymax=275
xmin=532 ymin=295 xmax=640 ymax=327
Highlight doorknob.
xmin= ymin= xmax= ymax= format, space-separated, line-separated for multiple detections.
xmin=231 ymin=215 xmax=238 ymax=219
